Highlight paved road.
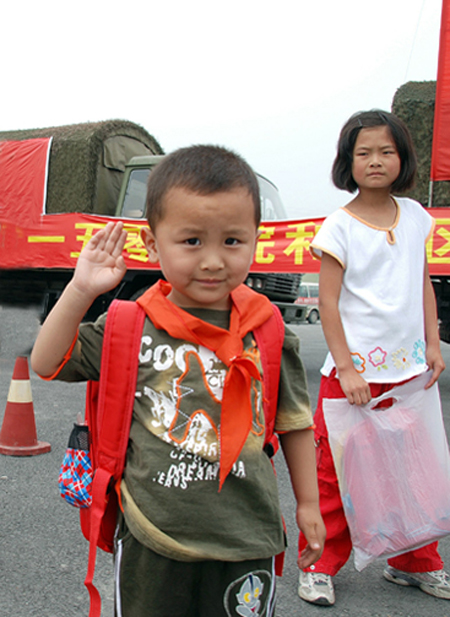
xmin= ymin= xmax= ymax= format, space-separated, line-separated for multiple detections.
xmin=1 ymin=305 xmax=450 ymax=616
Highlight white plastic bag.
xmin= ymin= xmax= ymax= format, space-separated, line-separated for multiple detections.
xmin=323 ymin=372 xmax=450 ymax=571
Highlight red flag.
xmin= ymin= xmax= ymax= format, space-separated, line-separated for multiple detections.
xmin=431 ymin=0 xmax=450 ymax=181
xmin=0 ymin=138 xmax=51 ymax=226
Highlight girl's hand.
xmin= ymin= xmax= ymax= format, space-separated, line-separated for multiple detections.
xmin=338 ymin=366 xmax=371 ymax=405
xmin=72 ymin=222 xmax=127 ymax=300
xmin=425 ymin=343 xmax=446 ymax=389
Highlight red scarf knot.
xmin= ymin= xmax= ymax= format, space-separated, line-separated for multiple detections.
xmin=137 ymin=280 xmax=275 ymax=490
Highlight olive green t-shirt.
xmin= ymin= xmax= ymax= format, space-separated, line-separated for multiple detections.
xmin=57 ymin=307 xmax=313 ymax=562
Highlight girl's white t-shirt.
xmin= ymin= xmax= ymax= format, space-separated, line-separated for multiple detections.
xmin=310 ymin=197 xmax=435 ymax=383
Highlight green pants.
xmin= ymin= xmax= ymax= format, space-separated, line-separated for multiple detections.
xmin=114 ymin=517 xmax=276 ymax=617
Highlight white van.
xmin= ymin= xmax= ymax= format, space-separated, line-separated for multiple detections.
xmin=294 ymin=282 xmax=320 ymax=324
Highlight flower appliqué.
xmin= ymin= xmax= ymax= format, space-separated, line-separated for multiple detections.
xmin=412 ymin=340 xmax=426 ymax=365
xmin=368 ymin=346 xmax=388 ymax=371
xmin=392 ymin=347 xmax=410 ymax=371
xmin=351 ymin=352 xmax=366 ymax=374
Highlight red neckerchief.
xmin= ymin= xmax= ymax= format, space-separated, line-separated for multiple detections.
xmin=137 ymin=280 xmax=274 ymax=490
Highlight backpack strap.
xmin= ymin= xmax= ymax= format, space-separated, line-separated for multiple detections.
xmin=84 ymin=299 xmax=145 ymax=617
xmin=254 ymin=303 xmax=284 ymax=457
xmin=253 ymin=303 xmax=285 ymax=576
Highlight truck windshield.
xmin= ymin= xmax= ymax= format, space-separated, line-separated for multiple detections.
xmin=121 ymin=168 xmax=150 ymax=218
xmin=120 ymin=168 xmax=287 ymax=221
xmin=258 ymin=175 xmax=287 ymax=220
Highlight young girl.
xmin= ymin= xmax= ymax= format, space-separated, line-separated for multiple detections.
xmin=298 ymin=110 xmax=450 ymax=606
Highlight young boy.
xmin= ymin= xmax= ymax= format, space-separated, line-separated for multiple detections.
xmin=31 ymin=145 xmax=325 ymax=616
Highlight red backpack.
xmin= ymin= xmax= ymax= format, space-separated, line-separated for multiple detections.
xmin=71 ymin=298 xmax=285 ymax=617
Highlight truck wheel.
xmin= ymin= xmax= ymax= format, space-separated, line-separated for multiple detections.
xmin=130 ymin=286 xmax=153 ymax=301
xmin=308 ymin=309 xmax=319 ymax=324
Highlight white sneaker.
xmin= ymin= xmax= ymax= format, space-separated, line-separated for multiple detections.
xmin=383 ymin=566 xmax=450 ymax=600
xmin=298 ymin=571 xmax=335 ymax=606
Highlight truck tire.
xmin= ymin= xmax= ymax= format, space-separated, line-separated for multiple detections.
xmin=130 ymin=286 xmax=152 ymax=301
xmin=307 ymin=309 xmax=319 ymax=324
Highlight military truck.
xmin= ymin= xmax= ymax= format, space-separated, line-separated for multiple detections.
xmin=393 ymin=81 xmax=450 ymax=342
xmin=0 ymin=120 xmax=301 ymax=321
xmin=116 ymin=153 xmax=302 ymax=313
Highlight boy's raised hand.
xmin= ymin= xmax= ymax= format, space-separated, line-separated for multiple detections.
xmin=31 ymin=222 xmax=128 ymax=378
xmin=72 ymin=222 xmax=128 ymax=300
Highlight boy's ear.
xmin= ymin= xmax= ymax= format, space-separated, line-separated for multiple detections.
xmin=141 ymin=226 xmax=159 ymax=264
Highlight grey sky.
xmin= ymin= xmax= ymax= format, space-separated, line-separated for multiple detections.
xmin=0 ymin=0 xmax=441 ymax=218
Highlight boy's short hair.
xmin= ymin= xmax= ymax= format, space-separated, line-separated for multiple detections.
xmin=332 ymin=109 xmax=417 ymax=193
xmin=146 ymin=145 xmax=261 ymax=229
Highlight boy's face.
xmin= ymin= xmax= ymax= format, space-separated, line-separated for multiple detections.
xmin=142 ymin=186 xmax=258 ymax=310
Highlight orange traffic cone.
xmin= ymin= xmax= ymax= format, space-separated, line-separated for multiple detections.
xmin=0 ymin=356 xmax=51 ymax=456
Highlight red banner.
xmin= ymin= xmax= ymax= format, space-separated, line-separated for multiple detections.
xmin=0 ymin=213 xmax=324 ymax=273
xmin=431 ymin=0 xmax=450 ymax=180
xmin=3 ymin=210 xmax=450 ymax=277
xmin=0 ymin=138 xmax=51 ymax=226
xmin=3 ymin=138 xmax=450 ymax=278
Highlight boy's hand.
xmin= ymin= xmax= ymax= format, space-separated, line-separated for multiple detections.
xmin=338 ymin=366 xmax=371 ymax=405
xmin=296 ymin=503 xmax=326 ymax=570
xmin=31 ymin=222 xmax=128 ymax=378
xmin=72 ymin=222 xmax=127 ymax=299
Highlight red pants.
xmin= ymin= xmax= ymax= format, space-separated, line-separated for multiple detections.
xmin=298 ymin=373 xmax=443 ymax=576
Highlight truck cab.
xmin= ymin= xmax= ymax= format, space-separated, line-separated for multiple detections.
xmin=0 ymin=128 xmax=303 ymax=322
xmin=116 ymin=155 xmax=302 ymax=306
xmin=117 ymin=155 xmax=288 ymax=221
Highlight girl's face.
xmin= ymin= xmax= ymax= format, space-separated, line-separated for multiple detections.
xmin=351 ymin=126 xmax=401 ymax=192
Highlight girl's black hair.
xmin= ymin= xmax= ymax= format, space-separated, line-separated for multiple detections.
xmin=332 ymin=110 xmax=417 ymax=193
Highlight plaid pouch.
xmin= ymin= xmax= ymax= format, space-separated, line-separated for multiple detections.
xmin=58 ymin=424 xmax=93 ymax=508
